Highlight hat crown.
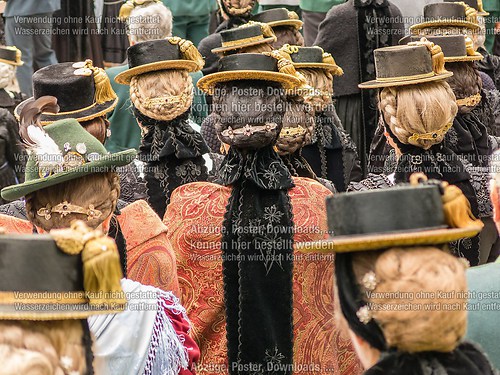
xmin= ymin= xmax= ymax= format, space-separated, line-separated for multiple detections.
xmin=288 ymin=46 xmax=324 ymax=64
xmin=373 ymin=45 xmax=433 ymax=80
xmin=423 ymin=2 xmax=467 ymax=20
xmin=127 ymin=39 xmax=182 ymax=69
xmin=444 ymin=0 xmax=480 ymax=13
xmin=24 ymin=118 xmax=109 ymax=182
xmin=220 ymin=24 xmax=264 ymax=43
xmin=33 ymin=62 xmax=95 ymax=112
xmin=408 ymin=35 xmax=468 ymax=58
xmin=328 ymin=185 xmax=446 ymax=236
xmin=218 ymin=53 xmax=279 ymax=73
xmin=251 ymin=7 xmax=290 ymax=23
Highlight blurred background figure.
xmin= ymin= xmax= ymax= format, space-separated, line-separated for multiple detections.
xmin=3 ymin=0 xmax=60 ymax=96
xmin=258 ymin=0 xmax=301 ymax=14
xmin=162 ymin=0 xmax=216 ymax=46
xmin=300 ymin=0 xmax=340 ymax=46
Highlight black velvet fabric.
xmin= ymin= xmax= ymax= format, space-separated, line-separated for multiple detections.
xmin=216 ymin=146 xmax=295 ymax=374
xmin=355 ymin=0 xmax=393 ymax=157
xmin=136 ymin=108 xmax=209 ymax=218
xmin=82 ymin=319 xmax=95 ymax=375
xmin=365 ymin=342 xmax=496 ymax=375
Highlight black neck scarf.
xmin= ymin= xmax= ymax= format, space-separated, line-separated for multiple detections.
xmin=445 ymin=112 xmax=490 ymax=168
xmin=136 ymin=108 xmax=209 ymax=218
xmin=280 ymin=150 xmax=317 ymax=179
xmin=216 ymin=146 xmax=295 ymax=374
xmin=355 ymin=0 xmax=392 ymax=168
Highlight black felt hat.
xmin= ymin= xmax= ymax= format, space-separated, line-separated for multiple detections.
xmin=15 ymin=60 xmax=118 ymax=125
xmin=0 ymin=46 xmax=23 ymax=66
xmin=297 ymin=178 xmax=483 ymax=253
xmin=0 ymin=223 xmax=126 ymax=320
xmin=359 ymin=40 xmax=453 ymax=89
xmin=115 ymin=37 xmax=204 ymax=85
xmin=279 ymin=44 xmax=344 ymax=75
xmin=197 ymin=52 xmax=302 ymax=94
xmin=445 ymin=0 xmax=489 ymax=16
xmin=410 ymin=2 xmax=480 ymax=32
xmin=211 ymin=22 xmax=277 ymax=54
xmin=399 ymin=34 xmax=482 ymax=62
xmin=251 ymin=8 xmax=303 ymax=29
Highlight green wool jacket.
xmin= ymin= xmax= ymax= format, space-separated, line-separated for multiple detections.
xmin=299 ymin=0 xmax=343 ymax=13
xmin=465 ymin=260 xmax=500 ymax=369
xmin=105 ymin=65 xmax=207 ymax=153
xmin=161 ymin=0 xmax=217 ymax=17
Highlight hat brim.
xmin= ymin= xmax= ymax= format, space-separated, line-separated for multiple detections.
xmin=211 ymin=36 xmax=277 ymax=54
xmin=268 ymin=19 xmax=303 ymax=29
xmin=0 ymin=58 xmax=23 ymax=66
xmin=0 ymin=301 xmax=125 ymax=320
xmin=197 ymin=70 xmax=301 ymax=94
xmin=14 ymin=97 xmax=118 ymax=125
xmin=410 ymin=20 xmax=480 ymax=31
xmin=115 ymin=60 xmax=200 ymax=85
xmin=293 ymin=62 xmax=342 ymax=72
xmin=295 ymin=225 xmax=483 ymax=253
xmin=1 ymin=149 xmax=137 ymax=201
xmin=444 ymin=53 xmax=483 ymax=62
xmin=358 ymin=71 xmax=453 ymax=89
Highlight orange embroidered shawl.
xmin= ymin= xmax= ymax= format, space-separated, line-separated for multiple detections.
xmin=0 ymin=200 xmax=179 ymax=295
xmin=164 ymin=178 xmax=362 ymax=375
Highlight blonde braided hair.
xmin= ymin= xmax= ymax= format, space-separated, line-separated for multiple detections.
xmin=130 ymin=70 xmax=193 ymax=121
xmin=26 ymin=172 xmax=120 ymax=231
xmin=379 ymin=81 xmax=457 ymax=149
xmin=298 ymin=68 xmax=334 ymax=112
xmin=351 ymin=247 xmax=467 ymax=353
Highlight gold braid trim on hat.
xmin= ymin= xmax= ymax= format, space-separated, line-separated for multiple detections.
xmin=265 ymin=49 xmax=307 ymax=86
xmin=222 ymin=35 xmax=265 ymax=47
xmin=119 ymin=0 xmax=161 ymax=21
xmin=408 ymin=37 xmax=448 ymax=76
xmin=465 ymin=36 xmax=476 ymax=56
xmin=168 ymin=37 xmax=204 ymax=70
xmin=408 ymin=122 xmax=453 ymax=143
xmin=455 ymin=2 xmax=479 ymax=24
xmin=246 ymin=21 xmax=276 ymax=39
xmin=323 ymin=52 xmax=344 ymax=76
xmin=456 ymin=92 xmax=482 ymax=107
xmin=288 ymin=11 xmax=300 ymax=20
xmin=37 ymin=202 xmax=102 ymax=222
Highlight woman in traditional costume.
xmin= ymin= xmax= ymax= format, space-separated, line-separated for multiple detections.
xmin=164 ymin=52 xmax=361 ymax=374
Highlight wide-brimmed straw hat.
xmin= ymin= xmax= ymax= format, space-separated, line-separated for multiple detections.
xmin=445 ymin=0 xmax=489 ymax=16
xmin=399 ymin=34 xmax=482 ymax=62
xmin=410 ymin=3 xmax=480 ymax=32
xmin=15 ymin=60 xmax=117 ymax=125
xmin=211 ymin=22 xmax=277 ymax=54
xmin=1 ymin=118 xmax=136 ymax=201
xmin=251 ymin=8 xmax=303 ymax=29
xmin=115 ymin=37 xmax=204 ymax=85
xmin=0 ymin=46 xmax=23 ymax=66
xmin=358 ymin=39 xmax=453 ymax=89
xmin=197 ymin=51 xmax=303 ymax=95
xmin=0 ymin=222 xmax=125 ymax=320
xmin=279 ymin=44 xmax=344 ymax=75
xmin=296 ymin=177 xmax=483 ymax=254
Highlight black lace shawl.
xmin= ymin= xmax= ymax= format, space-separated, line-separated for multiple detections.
xmin=215 ymin=146 xmax=295 ymax=374
xmin=136 ymin=108 xmax=209 ymax=218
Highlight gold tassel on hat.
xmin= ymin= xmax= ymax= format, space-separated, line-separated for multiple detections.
xmin=168 ymin=37 xmax=205 ymax=70
xmin=82 ymin=233 xmax=125 ymax=306
xmin=91 ymin=66 xmax=118 ymax=105
xmin=322 ymin=52 xmax=344 ymax=76
xmin=409 ymin=38 xmax=448 ymax=75
xmin=441 ymin=182 xmax=484 ymax=230
xmin=119 ymin=0 xmax=161 ymax=21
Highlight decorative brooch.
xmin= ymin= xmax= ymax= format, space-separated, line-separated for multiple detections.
xmin=37 ymin=202 xmax=103 ymax=221
xmin=361 ymin=271 xmax=378 ymax=291
xmin=221 ymin=122 xmax=278 ymax=140
xmin=356 ymin=305 xmax=372 ymax=325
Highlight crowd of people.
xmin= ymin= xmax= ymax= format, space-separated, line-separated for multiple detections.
xmin=0 ymin=0 xmax=498 ymax=374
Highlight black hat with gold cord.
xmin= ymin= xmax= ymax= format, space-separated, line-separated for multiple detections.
xmin=115 ymin=37 xmax=204 ymax=85
xmin=410 ymin=2 xmax=480 ymax=33
xmin=358 ymin=37 xmax=453 ymax=89
xmin=211 ymin=22 xmax=277 ymax=54
xmin=14 ymin=60 xmax=118 ymax=125
xmin=197 ymin=50 xmax=305 ymax=95
xmin=444 ymin=0 xmax=489 ymax=16
xmin=0 ymin=221 xmax=126 ymax=320
xmin=251 ymin=7 xmax=303 ymax=30
xmin=297 ymin=174 xmax=483 ymax=254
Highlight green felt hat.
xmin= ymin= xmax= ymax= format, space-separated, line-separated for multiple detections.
xmin=1 ymin=118 xmax=136 ymax=201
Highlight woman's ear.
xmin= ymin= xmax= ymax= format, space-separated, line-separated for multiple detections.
xmin=347 ymin=329 xmax=381 ymax=370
